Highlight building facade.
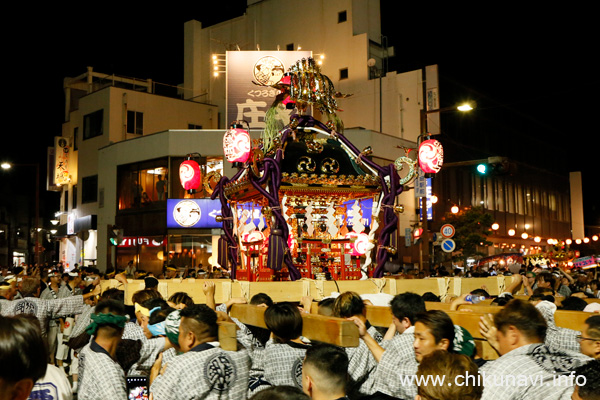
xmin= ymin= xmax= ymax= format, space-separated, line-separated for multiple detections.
xmin=52 ymin=68 xmax=218 ymax=269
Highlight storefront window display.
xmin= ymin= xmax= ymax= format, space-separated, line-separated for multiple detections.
xmin=166 ymin=234 xmax=215 ymax=273
xmin=115 ymin=236 xmax=166 ymax=276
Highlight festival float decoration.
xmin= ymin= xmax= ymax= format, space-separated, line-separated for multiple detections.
xmin=209 ymin=57 xmax=424 ymax=281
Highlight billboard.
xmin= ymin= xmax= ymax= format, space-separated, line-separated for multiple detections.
xmin=226 ymin=51 xmax=312 ymax=129
xmin=167 ymin=199 xmax=223 ymax=229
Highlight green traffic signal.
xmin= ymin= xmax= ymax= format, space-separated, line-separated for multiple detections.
xmin=476 ymin=164 xmax=487 ymax=174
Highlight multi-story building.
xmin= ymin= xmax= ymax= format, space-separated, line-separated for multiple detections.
xmin=52 ymin=69 xmax=218 ymax=269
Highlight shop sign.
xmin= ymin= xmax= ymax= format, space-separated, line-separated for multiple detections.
xmin=167 ymin=199 xmax=223 ymax=229
xmin=54 ymin=136 xmax=71 ymax=185
xmin=117 ymin=237 xmax=165 ymax=247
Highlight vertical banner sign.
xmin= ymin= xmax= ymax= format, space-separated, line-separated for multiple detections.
xmin=67 ymin=213 xmax=75 ymax=235
xmin=425 ymin=64 xmax=440 ymax=135
xmin=54 ymin=136 xmax=70 ymax=185
xmin=47 ymin=147 xmax=60 ymax=191
xmin=414 ymin=169 xmax=427 ymax=198
xmin=405 ymin=228 xmax=412 ymax=247
xmin=226 ymin=51 xmax=312 ymax=129
xmin=419 ymin=178 xmax=433 ymax=221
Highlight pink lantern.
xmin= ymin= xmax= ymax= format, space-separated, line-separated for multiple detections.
xmin=223 ymin=127 xmax=251 ymax=163
xmin=418 ymin=139 xmax=444 ymax=174
xmin=179 ymin=160 xmax=202 ymax=192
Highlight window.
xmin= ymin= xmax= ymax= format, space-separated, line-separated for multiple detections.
xmin=117 ymin=160 xmax=169 ymax=211
xmin=495 ymin=178 xmax=505 ymax=212
xmin=82 ymin=175 xmax=98 ymax=204
xmin=72 ymin=185 xmax=77 ymax=209
xmin=506 ymin=182 xmax=515 ymax=213
xmin=188 ymin=124 xmax=202 ymax=129
xmin=286 ymin=43 xmax=294 ymax=51
xmin=170 ymin=156 xmax=223 ymax=200
xmin=340 ymin=68 xmax=349 ymax=80
xmin=73 ymin=127 xmax=78 ymax=151
xmin=516 ymin=184 xmax=524 ymax=215
xmin=338 ymin=10 xmax=347 ymax=23
xmin=127 ymin=110 xmax=144 ymax=135
xmin=83 ymin=109 xmax=104 ymax=140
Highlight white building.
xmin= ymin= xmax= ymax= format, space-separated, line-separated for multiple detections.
xmin=53 ymin=69 xmax=218 ymax=269
xmin=183 ymin=0 xmax=425 ymax=143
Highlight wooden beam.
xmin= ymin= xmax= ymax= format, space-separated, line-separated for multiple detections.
xmin=554 ymin=310 xmax=593 ymax=329
xmin=364 ymin=305 xmax=394 ymax=328
xmin=229 ymin=304 xmax=267 ymax=329
xmin=229 ymin=304 xmax=359 ymax=347
xmin=218 ymin=320 xmax=239 ymax=351
xmin=302 ymin=313 xmax=360 ymax=347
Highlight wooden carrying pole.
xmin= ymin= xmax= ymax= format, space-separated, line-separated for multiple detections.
xmin=229 ymin=304 xmax=360 ymax=347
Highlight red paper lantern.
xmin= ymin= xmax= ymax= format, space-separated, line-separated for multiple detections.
xmin=179 ymin=159 xmax=202 ymax=192
xmin=418 ymin=139 xmax=444 ymax=174
xmin=223 ymin=127 xmax=251 ymax=163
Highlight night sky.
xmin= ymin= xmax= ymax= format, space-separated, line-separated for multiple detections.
xmin=3 ymin=2 xmax=599 ymax=225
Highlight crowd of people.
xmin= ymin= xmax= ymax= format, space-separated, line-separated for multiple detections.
xmin=1 ymin=263 xmax=600 ymax=400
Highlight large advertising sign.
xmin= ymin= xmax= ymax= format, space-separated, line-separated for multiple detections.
xmin=226 ymin=51 xmax=312 ymax=129
xmin=167 ymin=199 xmax=223 ymax=229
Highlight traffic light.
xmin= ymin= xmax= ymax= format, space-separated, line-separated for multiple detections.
xmin=109 ymin=225 xmax=123 ymax=246
xmin=413 ymin=227 xmax=423 ymax=244
xmin=475 ymin=157 xmax=515 ymax=176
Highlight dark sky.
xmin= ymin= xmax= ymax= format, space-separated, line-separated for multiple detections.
xmin=4 ymin=2 xmax=599 ymax=225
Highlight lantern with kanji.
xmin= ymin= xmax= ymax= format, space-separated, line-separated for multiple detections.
xmin=223 ymin=124 xmax=251 ymax=163
xmin=418 ymin=139 xmax=444 ymax=174
xmin=179 ymin=158 xmax=202 ymax=194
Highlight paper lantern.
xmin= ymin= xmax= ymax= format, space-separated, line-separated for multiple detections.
xmin=241 ymin=230 xmax=266 ymax=252
xmin=418 ymin=139 xmax=444 ymax=174
xmin=345 ymin=232 xmax=370 ymax=256
xmin=179 ymin=160 xmax=202 ymax=192
xmin=223 ymin=127 xmax=251 ymax=163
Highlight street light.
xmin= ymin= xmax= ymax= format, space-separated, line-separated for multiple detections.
xmin=457 ymin=103 xmax=474 ymax=112
xmin=1 ymin=161 xmax=41 ymax=266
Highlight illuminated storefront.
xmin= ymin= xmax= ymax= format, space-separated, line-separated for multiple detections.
xmin=113 ymin=156 xmax=224 ymax=276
